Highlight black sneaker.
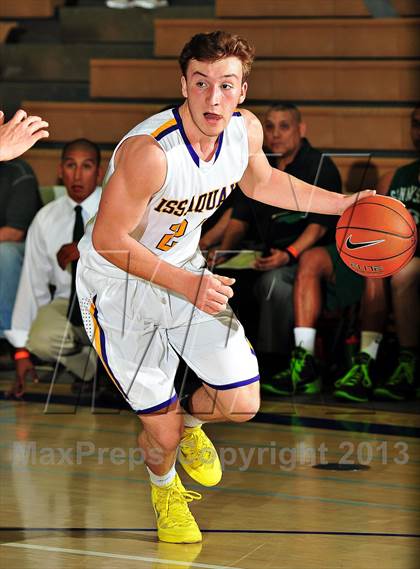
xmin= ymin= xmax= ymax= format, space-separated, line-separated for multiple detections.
xmin=334 ymin=352 xmax=373 ymax=402
xmin=262 ymin=347 xmax=321 ymax=396
xmin=374 ymin=350 xmax=416 ymax=401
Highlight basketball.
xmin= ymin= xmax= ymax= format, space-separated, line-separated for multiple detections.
xmin=336 ymin=194 xmax=417 ymax=278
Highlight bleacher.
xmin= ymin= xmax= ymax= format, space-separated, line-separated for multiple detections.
xmin=0 ymin=0 xmax=64 ymax=19
xmin=0 ymin=20 xmax=16 ymax=42
xmin=215 ymin=0 xmax=420 ymax=18
xmin=20 ymin=101 xmax=414 ymax=150
xmin=154 ymin=17 xmax=420 ymax=57
xmin=1 ymin=0 xmax=419 ymax=189
xmin=89 ymin=58 xmax=420 ymax=102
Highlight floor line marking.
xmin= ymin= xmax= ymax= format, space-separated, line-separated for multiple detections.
xmin=1 ymin=529 xmax=419 ymax=538
xmin=230 ymin=543 xmax=265 ymax=566
xmin=1 ymin=542 xmax=243 ymax=569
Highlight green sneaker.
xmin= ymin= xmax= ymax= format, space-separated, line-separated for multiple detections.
xmin=374 ymin=350 xmax=416 ymax=401
xmin=261 ymin=366 xmax=293 ymax=396
xmin=334 ymin=352 xmax=373 ymax=403
xmin=262 ymin=347 xmax=321 ymax=396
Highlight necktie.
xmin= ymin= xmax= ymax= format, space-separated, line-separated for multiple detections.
xmin=67 ymin=205 xmax=84 ymax=326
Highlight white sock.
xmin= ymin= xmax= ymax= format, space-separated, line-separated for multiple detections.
xmin=294 ymin=327 xmax=316 ymax=355
xmin=147 ymin=463 xmax=176 ymax=487
xmin=360 ymin=331 xmax=383 ymax=360
xmin=183 ymin=412 xmax=203 ymax=429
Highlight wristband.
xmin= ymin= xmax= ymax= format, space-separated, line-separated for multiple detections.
xmin=14 ymin=349 xmax=30 ymax=361
xmin=285 ymin=245 xmax=299 ymax=259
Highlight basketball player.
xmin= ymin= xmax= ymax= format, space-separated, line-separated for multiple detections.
xmin=76 ymin=31 xmax=374 ymax=543
xmin=0 ymin=109 xmax=49 ymax=162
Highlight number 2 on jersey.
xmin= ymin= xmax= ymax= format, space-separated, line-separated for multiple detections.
xmin=156 ymin=219 xmax=188 ymax=251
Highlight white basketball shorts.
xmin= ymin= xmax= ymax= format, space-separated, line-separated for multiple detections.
xmin=76 ymin=250 xmax=259 ymax=414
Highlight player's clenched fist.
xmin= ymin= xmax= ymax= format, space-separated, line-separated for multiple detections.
xmin=189 ymin=273 xmax=235 ymax=314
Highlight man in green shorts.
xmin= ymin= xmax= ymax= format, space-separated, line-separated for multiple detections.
xmin=262 ymin=241 xmax=364 ymax=396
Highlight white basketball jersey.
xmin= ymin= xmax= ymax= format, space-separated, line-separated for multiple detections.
xmin=79 ymin=107 xmax=249 ymax=273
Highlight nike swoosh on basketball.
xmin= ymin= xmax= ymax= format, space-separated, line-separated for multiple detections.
xmin=345 ymin=235 xmax=385 ymax=250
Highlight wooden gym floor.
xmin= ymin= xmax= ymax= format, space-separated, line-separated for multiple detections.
xmin=0 ymin=386 xmax=419 ymax=569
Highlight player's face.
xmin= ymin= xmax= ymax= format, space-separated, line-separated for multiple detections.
xmin=59 ymin=147 xmax=101 ymax=203
xmin=181 ymin=57 xmax=247 ymax=137
xmin=410 ymin=108 xmax=420 ymax=153
xmin=263 ymin=110 xmax=305 ymax=159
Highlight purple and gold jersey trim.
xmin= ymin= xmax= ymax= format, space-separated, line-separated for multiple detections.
xmin=172 ymin=106 xmax=199 ymax=167
xmin=203 ymin=375 xmax=260 ymax=391
xmin=151 ymin=117 xmax=178 ymax=141
xmin=89 ymin=297 xmax=127 ymax=400
xmin=213 ymin=131 xmax=224 ymax=162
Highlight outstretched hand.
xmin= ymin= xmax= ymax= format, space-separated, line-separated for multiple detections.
xmin=0 ymin=109 xmax=49 ymax=161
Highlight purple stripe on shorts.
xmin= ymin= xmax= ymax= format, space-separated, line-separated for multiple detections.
xmin=92 ymin=297 xmax=127 ymax=399
xmin=203 ymin=375 xmax=260 ymax=391
xmin=135 ymin=393 xmax=178 ymax=415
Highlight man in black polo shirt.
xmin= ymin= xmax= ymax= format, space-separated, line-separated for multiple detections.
xmin=207 ymin=103 xmax=342 ymax=364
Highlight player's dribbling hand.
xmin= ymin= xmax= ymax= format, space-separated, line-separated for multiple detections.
xmin=339 ymin=189 xmax=376 ymax=215
xmin=190 ymin=274 xmax=235 ymax=314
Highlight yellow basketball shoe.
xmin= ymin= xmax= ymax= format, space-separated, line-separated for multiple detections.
xmin=151 ymin=474 xmax=202 ymax=544
xmin=178 ymin=426 xmax=222 ymax=487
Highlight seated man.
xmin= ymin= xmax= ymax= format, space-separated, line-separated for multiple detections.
xmin=264 ymin=243 xmax=365 ymax=396
xmin=5 ymin=138 xmax=102 ymax=398
xmin=334 ymin=105 xmax=420 ymax=402
xmin=207 ymin=102 xmax=342 ymax=356
xmin=0 ymin=157 xmax=41 ymax=341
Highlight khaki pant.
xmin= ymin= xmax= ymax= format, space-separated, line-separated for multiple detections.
xmin=27 ymin=297 xmax=97 ymax=381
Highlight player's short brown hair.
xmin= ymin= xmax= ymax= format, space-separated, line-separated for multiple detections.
xmin=179 ymin=30 xmax=255 ymax=83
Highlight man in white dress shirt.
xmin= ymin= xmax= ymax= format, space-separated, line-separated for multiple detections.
xmin=6 ymin=139 xmax=102 ymax=398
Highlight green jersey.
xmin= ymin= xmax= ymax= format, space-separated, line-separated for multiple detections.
xmin=388 ymin=159 xmax=420 ymax=227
